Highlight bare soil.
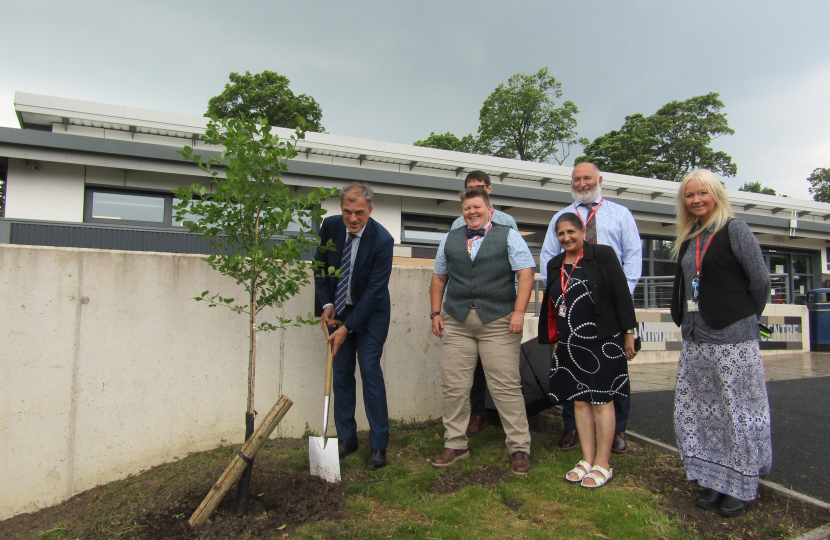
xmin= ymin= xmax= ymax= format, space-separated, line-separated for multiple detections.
xmin=2 ymin=409 xmax=828 ymax=539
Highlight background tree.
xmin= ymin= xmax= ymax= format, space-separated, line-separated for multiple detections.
xmin=739 ymin=181 xmax=777 ymax=195
xmin=578 ymin=92 xmax=736 ymax=181
xmin=174 ymin=115 xmax=337 ymax=515
xmin=207 ymin=71 xmax=325 ymax=132
xmin=413 ymin=131 xmax=478 ymax=153
xmin=477 ymin=68 xmax=587 ymax=164
xmin=413 ymin=68 xmax=587 ymax=164
xmin=807 ymin=167 xmax=830 ymax=202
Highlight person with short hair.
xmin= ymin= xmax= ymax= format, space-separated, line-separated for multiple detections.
xmin=430 ymin=186 xmax=536 ymax=475
xmin=539 ymin=212 xmax=638 ymax=488
xmin=450 ymin=170 xmax=520 ymax=437
xmin=540 ymin=162 xmax=642 ymax=454
xmin=315 ymin=181 xmax=394 ymax=469
xmin=669 ymin=169 xmax=772 ymax=518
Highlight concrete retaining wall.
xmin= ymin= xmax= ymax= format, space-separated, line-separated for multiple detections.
xmin=0 ymin=244 xmax=812 ymax=519
xmin=0 ymin=245 xmax=446 ymax=520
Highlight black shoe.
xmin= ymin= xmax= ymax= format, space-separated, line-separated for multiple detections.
xmin=366 ymin=448 xmax=387 ymax=469
xmin=558 ymin=429 xmax=579 ymax=451
xmin=611 ymin=431 xmax=628 ymax=454
xmin=338 ymin=439 xmax=359 ymax=459
xmin=695 ymin=488 xmax=724 ymax=510
xmin=718 ymin=495 xmax=746 ymax=518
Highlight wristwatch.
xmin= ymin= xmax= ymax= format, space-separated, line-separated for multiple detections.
xmin=625 ymin=328 xmax=635 ymax=334
xmin=344 ymin=324 xmax=354 ymax=334
xmin=430 ymin=311 xmax=441 ymax=319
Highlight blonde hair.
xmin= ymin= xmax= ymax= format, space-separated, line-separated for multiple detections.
xmin=672 ymin=169 xmax=735 ymax=259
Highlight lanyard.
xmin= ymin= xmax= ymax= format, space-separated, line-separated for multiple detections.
xmin=573 ymin=199 xmax=603 ymax=229
xmin=694 ymin=233 xmax=715 ymax=280
xmin=560 ymin=250 xmax=584 ymax=300
xmin=466 ymin=221 xmax=493 ymax=255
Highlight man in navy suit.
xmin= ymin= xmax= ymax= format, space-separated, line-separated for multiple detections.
xmin=315 ymin=181 xmax=394 ymax=469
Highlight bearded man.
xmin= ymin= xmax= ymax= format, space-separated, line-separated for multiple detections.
xmin=539 ymin=162 xmax=642 ymax=454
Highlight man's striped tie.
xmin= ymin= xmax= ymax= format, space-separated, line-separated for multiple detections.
xmin=334 ymin=233 xmax=357 ymax=316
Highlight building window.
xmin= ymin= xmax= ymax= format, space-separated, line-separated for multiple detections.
xmin=89 ymin=191 xmax=167 ymax=224
xmin=85 ymin=188 xmax=171 ymax=226
xmin=401 ymin=214 xmax=455 ymax=244
xmin=640 ymin=236 xmax=676 ymax=277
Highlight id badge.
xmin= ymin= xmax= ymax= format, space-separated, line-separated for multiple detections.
xmin=558 ymin=305 xmax=567 ymax=317
xmin=687 ymin=300 xmax=699 ymax=312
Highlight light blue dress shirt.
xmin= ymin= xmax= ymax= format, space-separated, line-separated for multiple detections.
xmin=322 ymin=225 xmax=365 ymax=310
xmin=539 ymin=195 xmax=642 ymax=293
xmin=434 ymin=223 xmax=536 ymax=292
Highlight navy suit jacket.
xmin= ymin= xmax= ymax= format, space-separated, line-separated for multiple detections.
xmin=314 ymin=215 xmax=394 ymax=343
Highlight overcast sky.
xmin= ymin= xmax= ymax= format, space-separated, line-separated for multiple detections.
xmin=2 ymin=0 xmax=828 ymax=199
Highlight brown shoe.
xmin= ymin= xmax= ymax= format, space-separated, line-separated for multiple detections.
xmin=611 ymin=431 xmax=628 ymax=454
xmin=432 ymin=447 xmax=470 ymax=468
xmin=511 ymin=451 xmax=531 ymax=476
xmin=465 ymin=415 xmax=488 ymax=435
xmin=558 ymin=428 xmax=579 ymax=450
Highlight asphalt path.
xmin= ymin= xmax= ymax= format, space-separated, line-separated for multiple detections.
xmin=628 ymin=376 xmax=830 ymax=503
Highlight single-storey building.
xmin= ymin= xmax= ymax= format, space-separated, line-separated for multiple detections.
xmin=2 ymin=92 xmax=828 ymax=348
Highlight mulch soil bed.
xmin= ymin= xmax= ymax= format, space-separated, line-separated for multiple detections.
xmin=2 ymin=409 xmax=828 ymax=539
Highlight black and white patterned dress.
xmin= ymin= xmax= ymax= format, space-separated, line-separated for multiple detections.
xmin=548 ymin=263 xmax=630 ymax=404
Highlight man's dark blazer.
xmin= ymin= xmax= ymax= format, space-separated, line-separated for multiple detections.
xmin=314 ymin=215 xmax=394 ymax=343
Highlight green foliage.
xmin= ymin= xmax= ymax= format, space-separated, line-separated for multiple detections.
xmin=413 ymin=131 xmax=479 ymax=153
xmin=477 ymin=68 xmax=588 ymax=164
xmin=174 ymin=115 xmax=338 ymax=412
xmin=807 ymin=167 xmax=830 ymax=202
xmin=578 ymin=92 xmax=737 ymax=181
xmin=739 ymin=181 xmax=777 ymax=195
xmin=414 ymin=68 xmax=587 ymax=164
xmin=175 ymin=116 xmax=337 ymax=331
xmin=206 ymin=70 xmax=325 ymax=132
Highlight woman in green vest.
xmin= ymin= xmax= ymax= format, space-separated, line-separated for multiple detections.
xmin=429 ymin=186 xmax=537 ymax=476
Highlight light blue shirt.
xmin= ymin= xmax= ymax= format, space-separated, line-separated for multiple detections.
xmin=540 ymin=195 xmax=642 ymax=293
xmin=322 ymin=225 xmax=365 ymax=310
xmin=434 ymin=223 xmax=536 ymax=292
xmin=452 ymin=208 xmax=518 ymax=232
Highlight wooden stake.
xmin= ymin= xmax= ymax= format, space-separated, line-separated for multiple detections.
xmin=189 ymin=395 xmax=293 ymax=527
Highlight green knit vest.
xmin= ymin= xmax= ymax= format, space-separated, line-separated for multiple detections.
xmin=443 ymin=224 xmax=516 ymax=324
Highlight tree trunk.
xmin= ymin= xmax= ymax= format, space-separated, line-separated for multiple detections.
xmin=234 ymin=412 xmax=255 ymax=517
xmin=189 ymin=396 xmax=293 ymax=527
xmin=237 ymin=283 xmax=258 ymax=516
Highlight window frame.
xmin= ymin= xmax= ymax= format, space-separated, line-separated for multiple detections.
xmin=84 ymin=186 xmax=173 ymax=227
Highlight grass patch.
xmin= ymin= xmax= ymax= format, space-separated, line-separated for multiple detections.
xmin=2 ymin=410 xmax=827 ymax=540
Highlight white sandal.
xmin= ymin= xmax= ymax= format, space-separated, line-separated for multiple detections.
xmin=581 ymin=465 xmax=614 ymax=489
xmin=565 ymin=460 xmax=592 ymax=483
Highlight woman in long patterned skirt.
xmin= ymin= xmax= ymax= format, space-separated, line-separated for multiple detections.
xmin=539 ymin=212 xmax=638 ymax=489
xmin=670 ymin=169 xmax=772 ymax=518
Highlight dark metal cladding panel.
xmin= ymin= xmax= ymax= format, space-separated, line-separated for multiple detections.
xmin=8 ymin=222 xmax=313 ymax=259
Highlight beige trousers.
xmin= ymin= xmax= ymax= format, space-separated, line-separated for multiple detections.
xmin=440 ymin=309 xmax=531 ymax=454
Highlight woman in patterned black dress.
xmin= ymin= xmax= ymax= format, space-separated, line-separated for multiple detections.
xmin=539 ymin=213 xmax=638 ymax=489
xmin=670 ymin=169 xmax=772 ymax=518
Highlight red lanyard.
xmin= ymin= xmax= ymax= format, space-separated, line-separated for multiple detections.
xmin=573 ymin=199 xmax=603 ymax=228
xmin=560 ymin=250 xmax=584 ymax=297
xmin=466 ymin=221 xmax=493 ymax=254
xmin=695 ymin=233 xmax=714 ymax=279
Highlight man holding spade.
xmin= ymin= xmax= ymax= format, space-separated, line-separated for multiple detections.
xmin=314 ymin=181 xmax=394 ymax=470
